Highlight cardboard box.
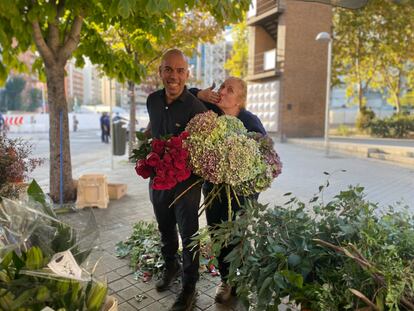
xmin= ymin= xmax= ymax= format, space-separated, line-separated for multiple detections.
xmin=108 ymin=183 xmax=127 ymax=200
xmin=76 ymin=174 xmax=109 ymax=209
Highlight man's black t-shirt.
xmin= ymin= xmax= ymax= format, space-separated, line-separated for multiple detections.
xmin=147 ymin=87 xmax=207 ymax=138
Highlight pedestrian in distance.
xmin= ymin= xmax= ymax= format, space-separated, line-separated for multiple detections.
xmin=100 ymin=112 xmax=110 ymax=143
xmin=73 ymin=115 xmax=79 ymax=132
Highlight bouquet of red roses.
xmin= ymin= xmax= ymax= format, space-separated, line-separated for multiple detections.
xmin=132 ymin=131 xmax=191 ymax=190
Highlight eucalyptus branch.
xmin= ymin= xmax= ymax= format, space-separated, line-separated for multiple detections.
xmin=349 ymin=289 xmax=379 ymax=311
xmin=168 ymin=178 xmax=203 ymax=208
xmin=313 ymin=239 xmax=374 ymax=270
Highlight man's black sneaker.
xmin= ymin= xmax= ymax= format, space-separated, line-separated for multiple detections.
xmin=155 ymin=262 xmax=182 ymax=292
xmin=169 ymin=286 xmax=196 ymax=311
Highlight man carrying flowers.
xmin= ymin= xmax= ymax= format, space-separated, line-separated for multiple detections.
xmin=145 ymin=49 xmax=207 ymax=311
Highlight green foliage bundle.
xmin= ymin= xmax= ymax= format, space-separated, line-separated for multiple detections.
xmin=0 ymin=181 xmax=105 ymax=310
xmin=115 ymin=221 xmax=164 ymax=281
xmin=202 ymin=180 xmax=414 ymax=310
xmin=116 ymin=220 xmax=216 ymax=282
xmin=0 ymin=247 xmax=107 ymax=311
xmin=369 ymin=114 xmax=414 ymax=138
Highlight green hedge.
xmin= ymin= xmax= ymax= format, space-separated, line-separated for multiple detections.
xmin=356 ymin=108 xmax=376 ymax=131
xmin=369 ymin=114 xmax=414 ymax=138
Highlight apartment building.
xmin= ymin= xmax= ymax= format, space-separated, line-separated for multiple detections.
xmin=247 ymin=0 xmax=332 ymax=137
xmin=66 ymin=59 xmax=84 ymax=106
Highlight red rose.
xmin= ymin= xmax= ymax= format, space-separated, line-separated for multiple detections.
xmin=146 ymin=152 xmax=161 ymax=167
xmin=174 ymin=159 xmax=187 ymax=170
xmin=169 ymin=148 xmax=179 ymax=158
xmin=156 ymin=167 xmax=167 ymax=178
xmin=135 ymin=159 xmax=152 ymax=179
xmin=166 ymin=136 xmax=182 ymax=149
xmin=152 ymin=177 xmax=167 ymax=190
xmin=166 ymin=168 xmax=176 ymax=178
xmin=179 ymin=149 xmax=189 ymax=160
xmin=176 ymin=168 xmax=191 ymax=182
xmin=163 ymin=160 xmax=174 ymax=169
xmin=180 ymin=131 xmax=189 ymax=140
xmin=151 ymin=139 xmax=165 ymax=155
xmin=163 ymin=152 xmax=173 ymax=163
xmin=152 ymin=176 xmax=177 ymax=190
xmin=165 ymin=176 xmax=177 ymax=189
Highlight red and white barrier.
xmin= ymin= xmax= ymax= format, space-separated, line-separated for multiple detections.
xmin=5 ymin=116 xmax=24 ymax=126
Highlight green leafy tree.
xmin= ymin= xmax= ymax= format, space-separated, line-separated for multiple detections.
xmin=4 ymin=76 xmax=26 ymax=111
xmin=75 ymin=7 xmax=242 ymax=157
xmin=27 ymin=88 xmax=42 ymax=112
xmin=224 ymin=18 xmax=248 ymax=79
xmin=0 ymin=90 xmax=5 ymax=112
xmin=374 ymin=1 xmax=414 ymax=113
xmin=0 ymin=0 xmax=249 ymax=203
xmin=333 ymin=0 xmax=414 ymax=114
xmin=333 ymin=5 xmax=381 ymax=110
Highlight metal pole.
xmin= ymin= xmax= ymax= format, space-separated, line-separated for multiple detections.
xmin=324 ymin=39 xmax=332 ymax=157
xmin=109 ymin=79 xmax=114 ymax=170
xmin=59 ymin=110 xmax=63 ymax=205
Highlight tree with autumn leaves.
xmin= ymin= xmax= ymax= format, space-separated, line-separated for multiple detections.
xmin=0 ymin=0 xmax=249 ymax=203
xmin=76 ymin=9 xmax=223 ymax=157
xmin=333 ymin=0 xmax=414 ymax=114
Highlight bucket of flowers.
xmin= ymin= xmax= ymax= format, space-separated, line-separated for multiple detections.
xmin=0 ymin=180 xmax=112 ymax=311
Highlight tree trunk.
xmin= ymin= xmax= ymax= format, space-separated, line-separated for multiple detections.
xmin=128 ymin=81 xmax=136 ymax=160
xmin=395 ymin=72 xmax=402 ymax=114
xmin=358 ymin=81 xmax=364 ymax=111
xmin=395 ymin=94 xmax=401 ymax=114
xmin=46 ymin=65 xmax=75 ymax=203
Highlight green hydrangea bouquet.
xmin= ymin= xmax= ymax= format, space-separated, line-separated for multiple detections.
xmin=183 ymin=111 xmax=282 ymax=216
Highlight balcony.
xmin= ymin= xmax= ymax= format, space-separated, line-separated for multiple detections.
xmin=257 ymin=0 xmax=278 ymax=16
xmin=247 ymin=49 xmax=281 ymax=81
xmin=247 ymin=0 xmax=281 ymax=41
xmin=247 ymin=0 xmax=282 ymax=30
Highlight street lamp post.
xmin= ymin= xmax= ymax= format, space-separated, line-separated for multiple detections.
xmin=316 ymin=31 xmax=332 ymax=157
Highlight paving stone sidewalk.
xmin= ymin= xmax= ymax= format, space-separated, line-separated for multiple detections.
xmin=58 ymin=140 xmax=414 ymax=311
xmin=60 ymin=158 xmax=244 ymax=311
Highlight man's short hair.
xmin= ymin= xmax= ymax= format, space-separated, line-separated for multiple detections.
xmin=160 ymin=48 xmax=188 ymax=65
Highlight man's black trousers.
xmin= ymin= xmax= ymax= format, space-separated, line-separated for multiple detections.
xmin=149 ymin=177 xmax=201 ymax=288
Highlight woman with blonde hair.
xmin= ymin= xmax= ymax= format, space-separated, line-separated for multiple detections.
xmin=194 ymin=76 xmax=266 ymax=303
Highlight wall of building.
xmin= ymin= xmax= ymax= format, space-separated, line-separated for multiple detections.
xmin=278 ymin=0 xmax=332 ymax=138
